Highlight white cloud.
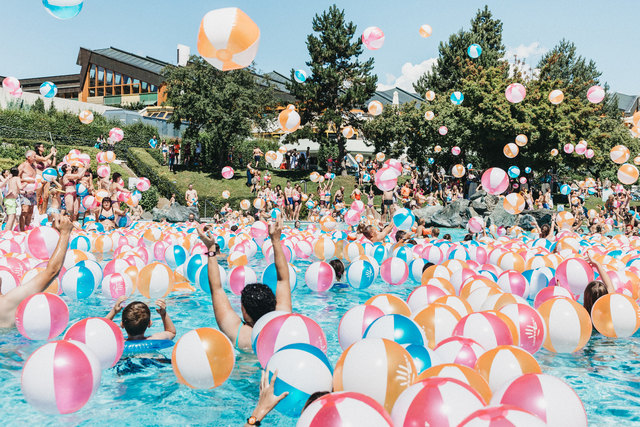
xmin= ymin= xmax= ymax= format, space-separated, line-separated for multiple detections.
xmin=504 ymin=42 xmax=547 ymax=60
xmin=377 ymin=58 xmax=438 ymax=92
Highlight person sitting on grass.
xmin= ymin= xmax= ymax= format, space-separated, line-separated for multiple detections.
xmin=106 ymin=296 xmax=176 ymax=341
xmin=0 ymin=215 xmax=72 ymax=328
xmin=197 ymin=214 xmax=292 ymax=352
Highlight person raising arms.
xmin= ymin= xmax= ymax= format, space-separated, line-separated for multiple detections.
xmin=197 ymin=214 xmax=292 ymax=352
xmin=0 ymin=216 xmax=73 ymax=328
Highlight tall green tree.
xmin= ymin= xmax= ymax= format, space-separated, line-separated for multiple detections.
xmin=288 ymin=5 xmax=377 ymax=168
xmin=162 ymin=57 xmax=274 ymax=170
xmin=414 ymin=5 xmax=506 ymax=95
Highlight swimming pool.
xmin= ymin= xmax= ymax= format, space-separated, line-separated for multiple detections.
xmin=1 ymin=228 xmax=639 ymax=426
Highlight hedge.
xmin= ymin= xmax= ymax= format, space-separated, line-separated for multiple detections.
xmin=125 ymin=148 xmax=181 ymax=204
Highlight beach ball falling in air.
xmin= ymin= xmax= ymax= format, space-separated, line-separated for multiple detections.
xmin=467 ymin=43 xmax=482 ymax=58
xmin=109 ymin=127 xmax=124 ymax=142
xmin=2 ymin=76 xmax=22 ymax=97
xmin=515 ymin=134 xmax=528 ymax=147
xmin=548 ymin=89 xmax=564 ymax=105
xmin=438 ymin=126 xmax=448 ymax=136
xmin=197 ymin=8 xmax=260 ymax=71
xmin=585 ymin=149 xmax=594 ymax=159
xmin=481 ymin=168 xmax=509 ymax=195
xmin=278 ymin=105 xmax=301 ymax=133
xmin=508 ymin=166 xmax=520 ymax=178
xmin=362 ymin=26 xmax=385 ymax=50
xmin=342 ymin=126 xmax=355 ymax=139
xmin=618 ymin=164 xmax=639 ymax=185
xmin=39 ymin=81 xmax=57 ymax=98
xmin=550 ymin=148 xmax=559 ymax=157
xmin=42 ymin=0 xmax=84 ymax=20
xmin=587 ymin=85 xmax=605 ymax=104
xmin=368 ymin=100 xmax=384 ymax=116
xmin=376 ymin=152 xmax=386 ymax=162
xmin=610 ymin=145 xmax=630 ymax=164
xmin=424 ymin=111 xmax=434 ymax=120
xmin=450 ymin=91 xmax=464 ymax=105
xmin=503 ymin=143 xmax=519 ymax=158
xmin=78 ymin=110 xmax=94 ymax=124
xmin=451 ymin=146 xmax=461 ymax=156
xmin=505 ymin=83 xmax=526 ymax=103
xmin=425 ymin=90 xmax=436 ymax=101
xmin=452 ymin=164 xmax=466 ymax=178
xmin=503 ymin=193 xmax=526 ymax=215
xmin=419 ymin=24 xmax=432 ymax=38
xmin=294 ymin=69 xmax=307 ymax=83
xmin=221 ymin=166 xmax=234 ymax=179
xmin=564 ymin=143 xmax=574 ymax=154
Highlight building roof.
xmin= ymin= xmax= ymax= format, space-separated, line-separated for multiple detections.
xmin=371 ymin=87 xmax=424 ymax=105
xmin=614 ymin=92 xmax=640 ymax=115
xmin=91 ymin=47 xmax=170 ymax=75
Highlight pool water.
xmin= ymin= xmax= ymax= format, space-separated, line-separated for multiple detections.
xmin=1 ymin=228 xmax=640 ymax=426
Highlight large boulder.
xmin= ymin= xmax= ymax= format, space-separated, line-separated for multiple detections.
xmin=487 ymin=202 xmax=517 ymax=228
xmin=518 ymin=214 xmax=537 ymax=230
xmin=526 ymin=209 xmax=555 ymax=227
xmin=152 ymin=203 xmax=199 ymax=223
xmin=156 ymin=197 xmax=171 ymax=210
xmin=413 ymin=206 xmax=443 ymax=226
xmin=431 ymin=199 xmax=469 ymax=228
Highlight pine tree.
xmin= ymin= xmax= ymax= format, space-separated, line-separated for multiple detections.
xmin=288 ymin=5 xmax=377 ymax=169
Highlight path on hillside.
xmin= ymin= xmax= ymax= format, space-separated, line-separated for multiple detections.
xmin=115 ymin=159 xmax=137 ymax=178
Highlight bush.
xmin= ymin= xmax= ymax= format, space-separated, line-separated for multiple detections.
xmin=126 ymin=148 xmax=181 ymax=200
xmin=228 ymin=138 xmax=280 ymax=170
xmin=140 ymin=186 xmax=159 ymax=211
xmin=317 ymin=143 xmax=337 ymax=171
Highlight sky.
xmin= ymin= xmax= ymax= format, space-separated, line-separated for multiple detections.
xmin=1 ymin=0 xmax=639 ymax=94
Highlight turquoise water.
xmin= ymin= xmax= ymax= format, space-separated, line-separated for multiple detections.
xmin=1 ymin=228 xmax=639 ymax=426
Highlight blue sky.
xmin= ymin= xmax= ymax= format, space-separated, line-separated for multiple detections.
xmin=1 ymin=1 xmax=638 ymax=94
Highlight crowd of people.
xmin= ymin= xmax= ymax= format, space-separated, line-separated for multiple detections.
xmin=0 ymin=144 xmax=144 ymax=232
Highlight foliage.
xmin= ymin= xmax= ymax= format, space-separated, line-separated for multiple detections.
xmin=31 ymin=98 xmax=45 ymax=114
xmin=317 ymin=142 xmax=338 ymax=170
xmin=162 ymin=57 xmax=275 ymax=170
xmin=414 ymin=6 xmax=506 ymax=95
xmin=126 ymin=148 xmax=181 ymax=200
xmin=140 ymin=186 xmax=159 ymax=211
xmin=287 ymin=4 xmax=377 ymax=162
xmin=227 ymin=138 xmax=280 ymax=170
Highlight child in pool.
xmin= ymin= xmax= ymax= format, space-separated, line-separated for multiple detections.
xmin=106 ymin=296 xmax=176 ymax=341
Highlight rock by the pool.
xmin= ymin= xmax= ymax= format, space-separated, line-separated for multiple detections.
xmin=152 ymin=203 xmax=199 ymax=223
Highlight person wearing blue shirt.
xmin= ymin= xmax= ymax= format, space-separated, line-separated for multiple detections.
xmin=149 ymin=135 xmax=158 ymax=149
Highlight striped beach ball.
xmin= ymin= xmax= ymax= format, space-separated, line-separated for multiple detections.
xmin=278 ymin=104 xmax=301 ymax=133
xmin=63 ymin=317 xmax=124 ymax=369
xmin=299 ymin=391 xmax=393 ymax=426
xmin=416 ymin=363 xmax=492 ymax=404
xmin=376 ymin=152 xmax=386 ymax=162
xmin=450 ymin=91 xmax=464 ymax=105
xmin=610 ymin=145 xmax=630 ymax=164
xmin=467 ymin=44 xmax=482 ymax=58
xmin=137 ymin=262 xmax=174 ymax=299
xmin=433 ymin=336 xmax=485 ymax=368
xmin=21 ymin=340 xmax=100 ymax=414
xmin=548 ymin=89 xmax=564 ymax=104
xmin=172 ymin=328 xmax=235 ymax=388
xmin=364 ymin=314 xmax=426 ymax=347
xmin=39 ymin=81 xmax=57 ymax=98
xmin=294 ymin=69 xmax=307 ymax=83
xmin=342 ymin=126 xmax=355 ymax=139
xmin=15 ymin=293 xmax=69 ymax=340
xmin=452 ymin=164 xmax=466 ymax=178
xmin=419 ymin=24 xmax=433 ymax=38
xmin=498 ymin=304 xmax=546 ymax=354
xmin=239 ymin=199 xmax=250 ymax=210
xmin=505 ymin=83 xmax=526 ymax=103
xmin=362 ymin=26 xmax=385 ymax=50
xmin=425 ymin=90 xmax=436 ymax=101
xmin=453 ymin=312 xmax=513 ymax=350
xmin=61 ymin=266 xmax=96 ymax=299
xmin=101 ymin=273 xmax=134 ymax=299
xmin=550 ymin=148 xmax=559 ymax=156
xmin=78 ymin=110 xmax=94 ymax=124
xmin=392 ymin=208 xmax=415 ymax=231
xmin=346 ymin=259 xmax=376 ymax=289
xmin=424 ymin=110 xmax=435 ymax=120
xmin=366 ymin=294 xmax=411 ymax=316
xmin=451 ymin=146 xmax=461 ymax=156
xmin=2 ymin=76 xmax=22 ymax=97
xmin=503 ymin=143 xmax=519 ymax=158
xmin=197 ymin=8 xmax=260 ymax=71
xmin=368 ymin=100 xmax=384 ymax=116
xmin=380 ymin=257 xmax=409 ymax=286
xmin=591 ymin=293 xmax=640 ymax=337
xmin=338 ymin=304 xmax=385 ymax=350
xmin=503 ymin=193 xmax=525 ymax=215
xmin=538 ymin=297 xmax=591 ymax=353
xmin=515 ymin=134 xmax=528 ymax=147
xmin=587 ymin=85 xmax=605 ymax=103
xmin=481 ymin=168 xmax=509 ymax=195
xmin=507 ymin=166 xmax=520 ymax=178
xmin=43 ymin=0 xmax=84 ymax=20
xmin=618 ymin=163 xmax=639 ymax=185
xmin=375 ymin=167 xmax=398 ymax=191
xmin=475 ymin=345 xmax=541 ymax=392
xmin=412 ymin=303 xmax=461 ymax=349
xmin=27 ymin=226 xmax=59 ymax=260
xmin=305 ymin=261 xmax=335 ymax=292
xmin=564 ymin=143 xmax=574 ymax=154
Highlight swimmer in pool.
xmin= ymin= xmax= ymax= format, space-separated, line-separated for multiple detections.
xmin=106 ymin=296 xmax=176 ymax=341
xmin=197 ymin=213 xmax=292 ymax=352
xmin=0 ymin=215 xmax=72 ymax=328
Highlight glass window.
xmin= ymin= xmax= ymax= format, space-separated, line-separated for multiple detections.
xmin=150 ymin=85 xmax=157 ymax=93
xmin=141 ymin=81 xmax=148 ymax=92
xmin=132 ymin=84 xmax=140 ymax=93
xmin=105 ymin=87 xmax=113 ymax=96
xmin=106 ymin=70 xmax=113 ymax=85
xmin=89 ymin=88 xmax=95 ymax=96
xmin=89 ymin=65 xmax=96 ymax=80
xmin=123 ymin=85 xmax=131 ymax=95
xmin=133 ymin=78 xmax=140 ymax=85
xmin=114 ymin=86 xmax=122 ymax=95
xmin=97 ymin=67 xmax=104 ymax=85
xmin=123 ymin=76 xmax=131 ymax=84
xmin=115 ymin=73 xmax=121 ymax=85
xmin=97 ymin=88 xmax=104 ymax=96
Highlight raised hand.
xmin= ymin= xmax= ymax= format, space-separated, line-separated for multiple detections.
xmin=269 ymin=213 xmax=283 ymax=240
xmin=197 ymin=224 xmax=216 ymax=250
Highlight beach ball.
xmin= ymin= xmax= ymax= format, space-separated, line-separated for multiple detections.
xmin=451 ymin=91 xmax=464 ymax=105
xmin=610 ymin=145 xmax=630 ymax=164
xmin=475 ymin=345 xmax=541 ymax=393
xmin=279 ymin=104 xmax=301 ymax=133
xmin=21 ymin=340 xmax=100 ymax=414
xmin=424 ymin=110 xmax=435 ymax=120
xmin=451 ymin=146 xmax=461 ymax=156
xmin=416 ymin=363 xmax=491 ymax=403
xmin=524 ymin=166 xmax=532 ymax=173
xmin=137 ymin=262 xmax=174 ymax=299
xmin=61 ymin=266 xmax=96 ymax=300
xmin=556 ymin=211 xmax=575 ymax=230
xmin=575 ymin=143 xmax=587 ymax=155
xmin=305 ymin=261 xmax=335 ymax=292
xmin=503 ymin=143 xmax=519 ymax=158
xmin=392 ymin=208 xmax=415 ymax=231
xmin=338 ymin=304 xmax=385 ymax=350
xmin=550 ymin=148 xmax=559 ymax=156
xmin=467 ymin=44 xmax=482 ymax=58
xmin=78 ymin=110 xmax=93 ymax=124
xmin=15 ymin=293 xmax=68 ymax=341
xmin=460 ymin=405 xmax=546 ymax=426
xmin=197 ymin=7 xmax=260 ymax=71
xmin=481 ymin=168 xmax=509 ymax=195
xmin=96 ymin=164 xmax=110 ymax=179
xmin=505 ymin=83 xmax=526 ymax=103
xmin=334 ymin=338 xmax=416 ymax=412
xmin=507 ymin=166 xmax=520 ymax=178
xmin=366 ymin=294 xmax=411 ymax=317
xmin=343 ymin=209 xmax=361 ymax=226
xmin=503 ymin=193 xmax=525 ymax=215
xmin=406 ymin=284 xmax=447 ymax=312
xmin=172 ymin=328 xmax=234 ymax=389
xmin=452 ymin=164 xmax=466 ymax=178
xmin=563 ymin=143 xmax=575 ymax=154
xmin=27 ymin=226 xmax=60 ymax=260
xmin=498 ymin=304 xmax=546 ymax=354
xmin=585 ymin=149 xmax=594 ymax=158
xmin=239 ymin=199 xmax=250 ymax=210
xmin=391 ymin=378 xmax=485 ymax=426
xmin=299 ymin=391 xmax=393 ymax=426
xmin=362 ymin=26 xmax=385 ymax=50
xmin=346 ymin=259 xmax=376 ymax=289
xmin=266 ymin=343 xmax=333 ymax=417
xmin=428 ymin=157 xmax=435 ymax=164
xmin=375 ymin=167 xmax=398 ymax=191
xmin=537 ymin=297 xmax=591 ymax=353
xmin=340 ymin=125 xmax=357 ymax=140
xmin=433 ymin=336 xmax=485 ymax=368
xmin=164 ymin=245 xmax=188 ymax=270
xmin=587 ymin=85 xmax=605 ymax=103
xmin=556 ymin=257 xmax=593 ymax=296
xmin=419 ymin=24 xmax=433 ymax=37
xmin=2 ymin=76 xmax=22 ymax=97
xmin=412 ymin=304 xmax=461 ymax=349
xmin=42 ymin=0 xmax=84 ymax=19
xmin=559 ymin=184 xmax=571 ymax=195
xmin=256 ymin=313 xmax=327 ymax=368
xmin=591 ymin=293 xmax=640 ymax=337
xmin=100 ymin=273 xmax=134 ymax=299
xmin=368 ymin=100 xmax=384 ymax=116
xmin=376 ymin=152 xmax=386 ymax=162
xmin=490 ymin=373 xmax=587 ymax=426
xmin=221 ymin=190 xmax=230 ymax=199
xmin=319 ymin=215 xmax=338 ymax=232
xmin=438 ymin=126 xmax=448 ymax=135
xmin=364 ymin=314 xmax=425 ymax=347
xmin=453 ymin=312 xmax=513 ymax=350
xmin=63 ymin=317 xmax=124 ymax=370
xmin=380 ymin=257 xmax=409 ymax=286
xmin=106 ymin=128 xmax=123 ymax=143
xmin=227 ymin=266 xmax=256 ymax=295
xmin=467 ymin=217 xmax=485 ymax=234
xmin=548 ymin=89 xmax=564 ymax=104
xmin=618 ymin=163 xmax=639 ymax=185
xmin=515 ymin=134 xmax=528 ymax=147
xmin=39 ymin=81 xmax=57 ymax=98
xmin=294 ymin=69 xmax=307 ymax=83
xmin=260 ymin=262 xmax=297 ymax=294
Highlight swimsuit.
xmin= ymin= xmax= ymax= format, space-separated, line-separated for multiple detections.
xmin=235 ymin=322 xmax=245 ymax=349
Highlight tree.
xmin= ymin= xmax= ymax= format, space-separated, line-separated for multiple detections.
xmin=414 ymin=5 xmax=506 ymax=95
xmin=162 ymin=57 xmax=274 ymax=170
xmin=31 ymin=98 xmax=45 ymax=114
xmin=288 ymin=5 xmax=377 ymax=169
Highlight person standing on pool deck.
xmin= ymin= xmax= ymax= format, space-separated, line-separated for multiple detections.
xmin=197 ymin=214 xmax=291 ymax=352
xmin=18 ymin=150 xmax=38 ymax=231
xmin=0 ymin=216 xmax=72 ymax=328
